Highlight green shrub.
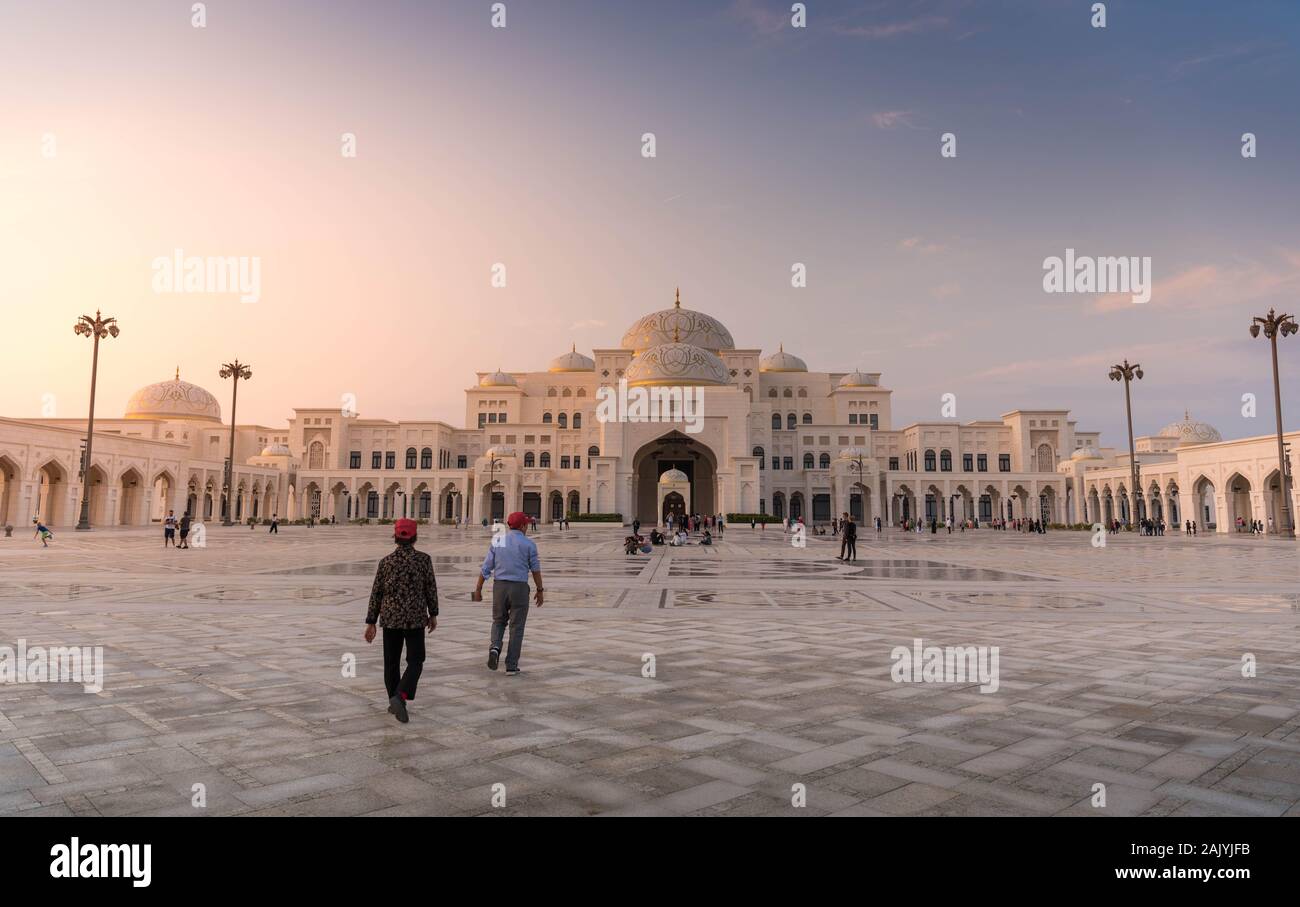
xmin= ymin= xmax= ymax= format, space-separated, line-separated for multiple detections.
xmin=566 ymin=512 xmax=622 ymax=522
xmin=727 ymin=513 xmax=781 ymax=524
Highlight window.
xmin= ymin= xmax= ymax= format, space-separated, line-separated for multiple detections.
xmin=405 ymin=448 xmax=417 ymax=469
xmin=803 ymin=453 xmax=814 ymax=469
xmin=588 ymin=445 xmax=599 ymax=457
xmin=783 ymin=457 xmax=794 ymax=471
xmin=977 ymin=454 xmax=988 ymax=472
xmin=457 ymin=455 xmax=467 ymax=469
xmin=557 ymin=413 xmax=568 ymax=429
xmin=560 ymin=456 xmax=570 ymax=469
xmin=488 ymin=412 xmax=497 ymax=423
xmin=869 ymin=414 xmax=879 ymax=430
xmin=572 ymin=414 xmax=581 ymax=429
xmin=849 ymin=414 xmax=858 ymax=424
xmin=753 ymin=446 xmax=764 ymax=469
xmin=889 ymin=457 xmax=899 ymax=470
xmin=573 ymin=456 xmax=581 ymax=469
xmin=924 ymin=449 xmax=936 ymax=471
xmin=963 ymin=454 xmax=973 ymax=472
xmin=478 ymin=413 xmax=487 ymax=428
xmin=524 ymin=452 xmax=535 ymax=467
xmin=385 ymin=451 xmax=395 ymax=469
xmin=421 ymin=447 xmax=433 ymax=469
xmin=999 ymin=454 xmax=1011 ymax=472
xmin=349 ymin=451 xmax=361 ymax=469
xmin=498 ymin=412 xmax=507 ymax=424
xmin=540 ymin=452 xmax=551 ymax=468
xmin=372 ymin=452 xmax=382 ymax=469
xmin=802 ymin=413 xmax=812 ymax=424
xmin=786 ymin=413 xmax=797 ymax=430
xmin=771 ymin=457 xmax=780 ymax=471
xmin=768 ymin=388 xmax=777 ymax=398
xmin=308 ymin=441 xmax=325 ymax=469
xmin=543 ymin=413 xmax=553 ymax=423
xmin=819 ymin=452 xmax=831 ymax=469
xmin=771 ymin=414 xmax=782 ymax=431
xmin=940 ymin=450 xmax=952 ymax=472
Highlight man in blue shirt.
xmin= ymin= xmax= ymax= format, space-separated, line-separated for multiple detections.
xmin=472 ymin=511 xmax=543 ymax=675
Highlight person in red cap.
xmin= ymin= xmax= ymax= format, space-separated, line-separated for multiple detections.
xmin=472 ymin=511 xmax=543 ymax=675
xmin=364 ymin=518 xmax=438 ymax=722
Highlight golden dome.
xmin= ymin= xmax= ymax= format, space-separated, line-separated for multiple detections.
xmin=125 ymin=369 xmax=222 ymax=423
xmin=620 ymin=288 xmax=735 ymax=353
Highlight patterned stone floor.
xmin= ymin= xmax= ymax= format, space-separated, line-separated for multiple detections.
xmin=0 ymin=523 xmax=1297 ymax=816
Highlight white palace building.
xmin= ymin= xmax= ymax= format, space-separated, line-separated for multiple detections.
xmin=1 ymin=293 xmax=1296 ymax=535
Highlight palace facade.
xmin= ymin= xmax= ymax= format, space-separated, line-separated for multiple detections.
xmin=1 ymin=294 xmax=1295 ymax=534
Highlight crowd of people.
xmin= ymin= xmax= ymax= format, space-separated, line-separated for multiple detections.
xmin=623 ymin=512 xmax=723 ymax=554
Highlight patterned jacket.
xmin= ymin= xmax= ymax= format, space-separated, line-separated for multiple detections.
xmin=366 ymin=544 xmax=439 ymax=629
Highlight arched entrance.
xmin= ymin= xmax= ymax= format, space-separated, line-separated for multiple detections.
xmin=0 ymin=455 xmax=20 ymax=526
xmin=36 ymin=460 xmax=67 ymax=526
xmin=119 ymin=468 xmax=144 ymax=525
xmin=662 ymin=491 xmax=685 ymax=523
xmin=631 ymin=431 xmax=717 ymax=525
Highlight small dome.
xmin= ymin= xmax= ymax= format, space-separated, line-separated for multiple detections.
xmin=1071 ymin=446 xmax=1102 ymax=461
xmin=260 ymin=443 xmax=291 ymax=457
xmin=624 ymin=340 xmax=729 ymax=387
xmin=621 ymin=288 xmax=735 ymax=353
xmin=125 ymin=369 xmax=222 ymax=423
xmin=659 ymin=468 xmax=689 ymax=484
xmin=838 ymin=446 xmax=868 ymax=459
xmin=760 ymin=344 xmax=807 ymax=373
xmin=1159 ymin=411 xmax=1222 ymax=446
xmin=548 ymin=344 xmax=595 ymax=373
xmin=837 ymin=370 xmax=878 ymax=388
xmin=485 ymin=445 xmax=516 ymax=459
xmin=479 ymin=369 xmax=518 ymax=387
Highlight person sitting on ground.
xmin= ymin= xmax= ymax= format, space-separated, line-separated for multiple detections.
xmin=701 ymin=530 xmax=713 ymax=546
xmin=624 ymin=534 xmax=643 ymax=555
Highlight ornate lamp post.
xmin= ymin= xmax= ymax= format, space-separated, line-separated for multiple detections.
xmin=487 ymin=451 xmax=501 ymax=523
xmin=218 ymin=361 xmax=252 ymax=526
xmin=73 ymin=311 xmax=120 ymax=530
xmin=1250 ymin=309 xmax=1297 ymax=538
xmin=849 ymin=450 xmax=866 ymax=523
xmin=1108 ymin=360 xmax=1144 ymax=529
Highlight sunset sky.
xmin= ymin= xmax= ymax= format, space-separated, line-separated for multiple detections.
xmin=2 ymin=0 xmax=1298 ymax=443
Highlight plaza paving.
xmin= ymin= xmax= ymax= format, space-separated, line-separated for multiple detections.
xmin=0 ymin=523 xmax=1298 ymax=817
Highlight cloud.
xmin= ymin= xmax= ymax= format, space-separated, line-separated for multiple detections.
xmin=872 ymin=110 xmax=915 ymax=130
xmin=899 ymin=236 xmax=945 ymax=254
xmin=834 ymin=15 xmax=949 ymax=40
xmin=1092 ymin=252 xmax=1300 ymax=313
xmin=729 ymin=0 xmax=789 ymax=37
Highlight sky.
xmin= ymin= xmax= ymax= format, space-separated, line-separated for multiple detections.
xmin=2 ymin=0 xmax=1298 ymax=444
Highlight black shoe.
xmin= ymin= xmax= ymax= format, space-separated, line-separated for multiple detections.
xmin=487 ymin=648 xmax=500 ymax=671
xmin=506 ymin=668 xmax=521 ymax=676
xmin=389 ymin=694 xmax=409 ymax=723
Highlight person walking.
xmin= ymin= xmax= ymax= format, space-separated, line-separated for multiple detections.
xmin=33 ymin=518 xmax=53 ymax=547
xmin=164 ymin=510 xmax=177 ymax=547
xmin=269 ymin=513 xmax=279 ymax=534
xmin=841 ymin=513 xmax=857 ymax=562
xmin=363 ymin=518 xmax=438 ymax=723
xmin=837 ymin=512 xmax=851 ymax=560
xmin=178 ymin=511 xmax=192 ymax=549
xmin=473 ymin=511 xmax=543 ymax=676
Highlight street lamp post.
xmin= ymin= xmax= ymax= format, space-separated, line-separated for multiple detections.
xmin=1250 ymin=309 xmax=1297 ymax=538
xmin=1108 ymin=360 xmax=1144 ymax=530
xmin=218 ymin=361 xmax=252 ymax=526
xmin=73 ymin=311 xmax=120 ymax=530
xmin=850 ymin=451 xmax=866 ymax=524
xmin=487 ymin=452 xmax=500 ymax=523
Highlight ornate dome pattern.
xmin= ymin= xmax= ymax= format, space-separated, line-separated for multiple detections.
xmin=837 ymin=370 xmax=878 ymax=388
xmin=620 ymin=289 xmax=735 ymax=353
xmin=1159 ymin=411 xmax=1222 ymax=446
xmin=260 ymin=443 xmax=291 ymax=457
xmin=760 ymin=344 xmax=808 ymax=373
xmin=624 ymin=341 xmax=729 ymax=387
xmin=479 ymin=369 xmax=518 ymax=387
xmin=659 ymin=468 xmax=689 ymax=484
xmin=548 ymin=344 xmax=595 ymax=373
xmin=485 ymin=445 xmax=516 ymax=459
xmin=125 ymin=371 xmax=222 ymax=423
xmin=1071 ymin=446 xmax=1103 ymax=460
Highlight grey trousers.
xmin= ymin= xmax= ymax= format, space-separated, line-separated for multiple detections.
xmin=491 ymin=580 xmax=531 ymax=670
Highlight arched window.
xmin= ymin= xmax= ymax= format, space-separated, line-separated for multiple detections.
xmin=572 ymin=413 xmax=582 ymax=429
xmin=819 ymin=453 xmax=831 ymax=469
xmin=802 ymin=412 xmax=812 ymax=424
xmin=797 ymin=388 xmax=808 ymax=398
xmin=768 ymin=388 xmax=778 ymax=398
xmin=557 ymin=413 xmax=568 ymax=429
xmin=523 ymin=452 xmax=535 ymax=468
xmin=405 ymin=448 xmax=417 ymax=469
xmin=588 ymin=445 xmax=600 ymax=457
xmin=753 ymin=446 xmax=764 ymax=469
xmin=1036 ymin=443 xmax=1054 ymax=471
xmin=420 ymin=447 xmax=433 ymax=469
xmin=803 ymin=453 xmax=814 ymax=469
xmin=786 ymin=413 xmax=796 ymax=430
xmin=308 ymin=441 xmax=324 ymax=469
xmin=562 ymin=388 xmax=572 ymax=397
xmin=539 ymin=452 xmax=551 ymax=468
xmin=542 ymin=412 xmax=552 ymax=423
xmin=940 ymin=450 xmax=952 ymax=472
xmin=576 ymin=388 xmax=587 ymax=397
xmin=783 ymin=388 xmax=793 ymax=398
xmin=924 ymin=449 xmax=937 ymax=471
xmin=547 ymin=387 xmax=557 ymax=397
xmin=771 ymin=413 xmax=781 ymax=430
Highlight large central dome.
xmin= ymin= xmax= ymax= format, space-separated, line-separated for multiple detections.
xmin=125 ymin=369 xmax=222 ymax=423
xmin=620 ymin=289 xmax=735 ymax=353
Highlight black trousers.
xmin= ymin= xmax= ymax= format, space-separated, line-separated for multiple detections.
xmin=843 ymin=537 xmax=856 ymax=560
xmin=382 ymin=627 xmax=426 ymax=700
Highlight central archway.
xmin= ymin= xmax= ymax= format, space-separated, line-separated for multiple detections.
xmin=631 ymin=431 xmax=717 ymax=525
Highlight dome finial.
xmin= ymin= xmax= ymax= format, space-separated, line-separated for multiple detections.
xmin=779 ymin=342 xmax=784 ymax=353
xmin=571 ymin=342 xmax=576 ymax=352
xmin=674 ymin=287 xmax=681 ymax=309
xmin=1184 ymin=408 xmax=1190 ymax=420
xmin=175 ymin=366 xmax=180 ymax=381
